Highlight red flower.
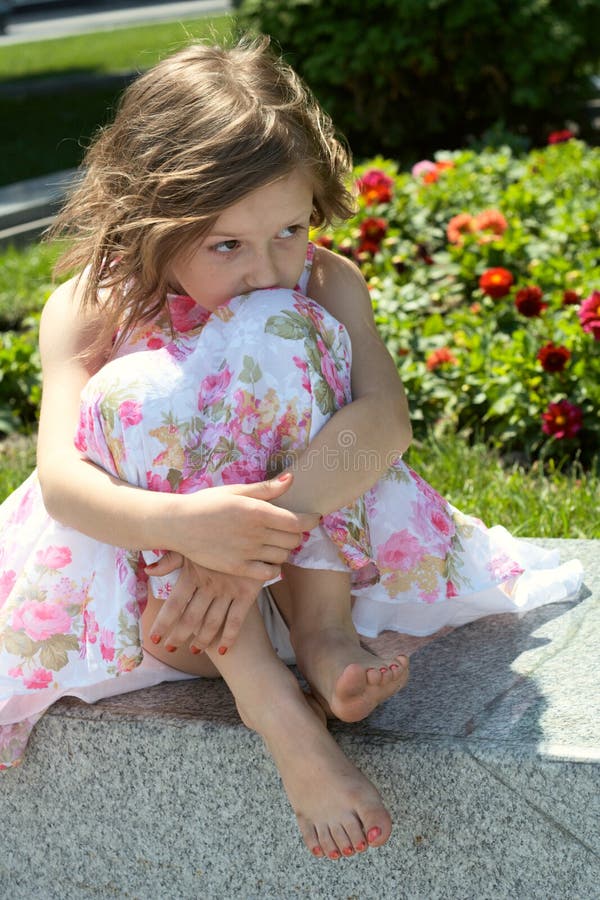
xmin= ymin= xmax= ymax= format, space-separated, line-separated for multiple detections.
xmin=314 ymin=235 xmax=333 ymax=250
xmin=562 ymin=290 xmax=580 ymax=306
xmin=537 ymin=342 xmax=571 ymax=373
xmin=357 ymin=169 xmax=394 ymax=205
xmin=426 ymin=347 xmax=458 ymax=371
xmin=479 ymin=267 xmax=514 ymax=299
xmin=359 ymin=217 xmax=387 ymax=245
xmin=541 ymin=400 xmax=583 ymax=439
xmin=515 ymin=285 xmax=548 ymax=317
xmin=446 ymin=213 xmax=475 ymax=244
xmin=578 ymin=290 xmax=600 ymax=340
xmin=358 ymin=240 xmax=381 ymax=257
xmin=548 ymin=129 xmax=575 ymax=144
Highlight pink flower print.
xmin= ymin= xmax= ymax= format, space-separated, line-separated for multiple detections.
xmin=320 ymin=350 xmax=347 ymax=407
xmin=410 ymin=497 xmax=455 ymax=556
xmin=12 ymin=600 xmax=72 ymax=642
xmin=408 ymin=468 xmax=446 ymax=507
xmin=9 ymin=485 xmax=34 ymax=525
xmin=378 ymin=530 xmax=426 ymax=572
xmin=100 ymin=628 xmax=115 ymax=662
xmin=35 ymin=545 xmax=72 ymax=570
xmin=221 ymin=457 xmax=266 ymax=485
xmin=146 ymin=473 xmax=174 ymax=493
xmin=0 ymin=569 xmax=16 ymax=607
xmin=118 ymin=399 xmax=143 ymax=428
xmin=147 ymin=336 xmax=165 ymax=350
xmin=487 ymin=554 xmax=525 ymax=580
xmin=8 ymin=666 xmax=23 ymax=679
xmin=446 ymin=580 xmax=459 ymax=599
xmin=198 ymin=368 xmax=233 ymax=408
xmin=83 ymin=608 xmax=99 ymax=644
xmin=293 ymin=355 xmax=312 ymax=394
xmin=23 ymin=668 xmax=53 ymax=690
xmin=170 ymin=294 xmax=210 ymax=332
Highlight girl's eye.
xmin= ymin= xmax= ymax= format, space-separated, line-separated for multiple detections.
xmin=213 ymin=240 xmax=239 ymax=254
xmin=278 ymin=225 xmax=301 ymax=239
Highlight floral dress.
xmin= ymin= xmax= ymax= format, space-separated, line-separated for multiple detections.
xmin=0 ymin=244 xmax=583 ymax=768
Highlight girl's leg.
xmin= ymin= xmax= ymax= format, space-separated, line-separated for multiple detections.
xmin=140 ymin=595 xmax=392 ymax=858
xmin=271 ymin=569 xmax=409 ymax=723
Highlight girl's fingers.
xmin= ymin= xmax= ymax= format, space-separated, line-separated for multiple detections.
xmin=144 ymin=550 xmax=184 ymax=576
xmin=218 ymin=592 xmax=259 ymax=652
xmin=164 ymin=587 xmax=215 ymax=649
xmin=148 ymin=573 xmax=196 ymax=644
xmin=190 ymin=595 xmax=232 ymax=651
xmin=241 ymin=559 xmax=281 ymax=582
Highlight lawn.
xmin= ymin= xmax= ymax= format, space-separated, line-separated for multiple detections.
xmin=0 ymin=14 xmax=235 ymax=184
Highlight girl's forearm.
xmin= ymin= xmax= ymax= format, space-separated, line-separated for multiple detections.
xmin=39 ymin=449 xmax=181 ymax=551
xmin=272 ymin=395 xmax=412 ymax=515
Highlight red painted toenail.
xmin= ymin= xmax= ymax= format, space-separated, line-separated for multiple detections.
xmin=328 ymin=850 xmax=341 ymax=859
xmin=311 ymin=846 xmax=323 ymax=857
xmin=379 ymin=666 xmax=388 ymax=673
xmin=342 ymin=846 xmax=354 ymax=856
xmin=190 ymin=646 xmax=202 ymax=655
xmin=390 ymin=663 xmax=399 ymax=671
xmin=218 ymin=646 xmax=227 ymax=656
xmin=356 ymin=841 xmax=367 ymax=851
xmin=367 ymin=827 xmax=382 ymax=843
xmin=165 ymin=644 xmax=177 ymax=653
xmin=149 ymin=633 xmax=161 ymax=645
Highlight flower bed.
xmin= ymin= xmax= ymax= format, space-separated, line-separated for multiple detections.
xmin=316 ymin=137 xmax=599 ymax=464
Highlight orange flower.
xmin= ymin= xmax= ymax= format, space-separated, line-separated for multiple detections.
xmin=426 ymin=347 xmax=458 ymax=371
xmin=479 ymin=268 xmax=514 ymax=299
xmin=473 ymin=209 xmax=508 ymax=244
xmin=447 ymin=213 xmax=476 ymax=244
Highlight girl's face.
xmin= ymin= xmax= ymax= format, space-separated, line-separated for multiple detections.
xmin=170 ymin=169 xmax=315 ymax=310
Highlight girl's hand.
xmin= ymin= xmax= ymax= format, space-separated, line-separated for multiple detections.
xmin=168 ymin=472 xmax=320 ymax=582
xmin=145 ymin=552 xmax=264 ymax=654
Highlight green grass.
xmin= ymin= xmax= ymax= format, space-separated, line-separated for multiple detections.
xmin=0 ymin=241 xmax=67 ymax=328
xmin=0 ymin=15 xmax=235 ymax=184
xmin=2 ymin=431 xmax=598 ymax=537
xmin=0 ymin=16 xmax=235 ymax=81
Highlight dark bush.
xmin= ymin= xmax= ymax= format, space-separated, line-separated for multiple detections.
xmin=238 ymin=0 xmax=600 ymax=161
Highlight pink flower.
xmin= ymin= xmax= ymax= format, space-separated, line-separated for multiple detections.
xmin=8 ymin=665 xmax=23 ymax=679
xmin=412 ymin=160 xmax=437 ymax=178
xmin=541 ymin=400 xmax=583 ymax=439
xmin=0 ymin=569 xmax=16 ymax=606
xmin=198 ymin=367 xmax=233 ymax=407
xmin=35 ymin=545 xmax=72 ymax=570
xmin=118 ymin=399 xmax=143 ymax=428
xmin=548 ymin=129 xmax=575 ymax=144
xmin=378 ymin=530 xmax=425 ymax=572
xmin=169 ymin=294 xmax=210 ymax=332
xmin=9 ymin=485 xmax=34 ymax=525
xmin=100 ymin=628 xmax=115 ymax=662
xmin=578 ymin=291 xmax=600 ymax=340
xmin=23 ymin=668 xmax=53 ymax=690
xmin=357 ymin=169 xmax=394 ymax=205
xmin=446 ymin=581 xmax=458 ymax=599
xmin=83 ymin=609 xmax=99 ymax=644
xmin=147 ymin=336 xmax=165 ymax=350
xmin=487 ymin=555 xmax=525 ymax=580
xmin=146 ymin=472 xmax=174 ymax=492
xmin=320 ymin=352 xmax=347 ymax=406
xmin=12 ymin=600 xmax=72 ymax=642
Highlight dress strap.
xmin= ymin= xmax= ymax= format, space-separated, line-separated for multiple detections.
xmin=295 ymin=241 xmax=315 ymax=295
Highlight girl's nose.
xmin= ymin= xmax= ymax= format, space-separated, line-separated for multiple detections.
xmin=247 ymin=250 xmax=279 ymax=291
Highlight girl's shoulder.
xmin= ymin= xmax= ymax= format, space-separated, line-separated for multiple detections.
xmin=307 ymin=244 xmax=371 ymax=316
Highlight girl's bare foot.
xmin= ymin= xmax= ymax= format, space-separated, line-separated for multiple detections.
xmin=293 ymin=625 xmax=409 ymax=723
xmin=237 ymin=672 xmax=393 ymax=858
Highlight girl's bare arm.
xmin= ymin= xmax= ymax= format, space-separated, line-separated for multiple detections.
xmin=271 ymin=246 xmax=412 ymax=515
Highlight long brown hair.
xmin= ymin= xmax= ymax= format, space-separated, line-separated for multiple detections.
xmin=51 ymin=35 xmax=355 ymax=355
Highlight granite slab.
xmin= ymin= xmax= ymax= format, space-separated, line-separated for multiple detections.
xmin=1 ymin=538 xmax=598 ymax=900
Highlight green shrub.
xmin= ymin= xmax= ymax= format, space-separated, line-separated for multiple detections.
xmin=0 ymin=317 xmax=41 ymax=435
xmin=239 ymin=0 xmax=600 ymax=159
xmin=315 ymin=138 xmax=600 ymax=464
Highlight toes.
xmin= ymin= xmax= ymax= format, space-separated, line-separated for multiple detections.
xmin=315 ymin=825 xmax=340 ymax=861
xmin=300 ymin=821 xmax=324 ymax=858
xmin=361 ymin=806 xmax=393 ymax=848
xmin=365 ymin=666 xmax=382 ymax=687
xmin=330 ymin=823 xmax=356 ymax=858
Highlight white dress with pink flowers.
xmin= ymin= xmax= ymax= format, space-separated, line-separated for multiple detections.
xmin=0 ymin=244 xmax=583 ymax=768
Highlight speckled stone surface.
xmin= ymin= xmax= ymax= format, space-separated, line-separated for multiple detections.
xmin=1 ymin=539 xmax=598 ymax=900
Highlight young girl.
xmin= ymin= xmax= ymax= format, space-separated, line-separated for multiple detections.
xmin=0 ymin=37 xmax=583 ymax=861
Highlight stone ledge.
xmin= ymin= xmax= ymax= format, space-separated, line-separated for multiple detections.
xmin=1 ymin=538 xmax=598 ymax=899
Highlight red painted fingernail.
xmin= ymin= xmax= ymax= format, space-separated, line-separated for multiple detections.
xmin=149 ymin=633 xmax=161 ymax=645
xmin=145 ymin=561 xmax=160 ymax=570
xmin=328 ymin=850 xmax=340 ymax=859
xmin=292 ymin=545 xmax=302 ymax=553
xmin=190 ymin=646 xmax=202 ymax=655
xmin=302 ymin=531 xmax=310 ymax=539
xmin=165 ymin=644 xmax=177 ymax=653
xmin=356 ymin=841 xmax=367 ymax=851
xmin=277 ymin=472 xmax=291 ymax=482
xmin=311 ymin=846 xmax=323 ymax=857
xmin=342 ymin=846 xmax=354 ymax=856
xmin=367 ymin=827 xmax=382 ymax=843
xmin=218 ymin=646 xmax=227 ymax=656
